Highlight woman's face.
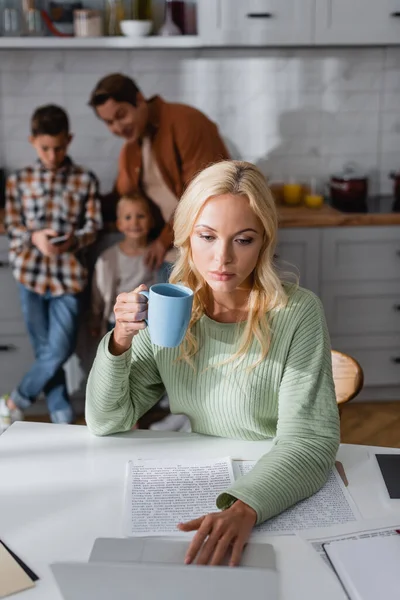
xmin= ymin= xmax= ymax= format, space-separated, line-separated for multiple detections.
xmin=190 ymin=194 xmax=264 ymax=293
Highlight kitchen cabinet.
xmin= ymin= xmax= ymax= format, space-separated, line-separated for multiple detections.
xmin=321 ymin=226 xmax=400 ymax=392
xmin=276 ymin=229 xmax=320 ymax=296
xmin=321 ymin=227 xmax=400 ymax=282
xmin=315 ymin=0 xmax=400 ymax=45
xmin=203 ymin=0 xmax=315 ymax=46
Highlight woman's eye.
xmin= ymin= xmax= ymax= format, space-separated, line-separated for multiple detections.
xmin=199 ymin=234 xmax=215 ymax=242
xmin=236 ymin=238 xmax=252 ymax=245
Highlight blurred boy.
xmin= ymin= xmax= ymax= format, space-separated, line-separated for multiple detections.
xmin=1 ymin=104 xmax=102 ymax=430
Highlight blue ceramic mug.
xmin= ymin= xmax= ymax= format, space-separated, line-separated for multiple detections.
xmin=140 ymin=283 xmax=194 ymax=348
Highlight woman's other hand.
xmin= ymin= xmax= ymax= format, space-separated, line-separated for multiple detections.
xmin=178 ymin=500 xmax=257 ymax=566
xmin=109 ymin=284 xmax=148 ymax=355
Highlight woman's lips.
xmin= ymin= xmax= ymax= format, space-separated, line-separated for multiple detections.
xmin=209 ymin=271 xmax=235 ymax=281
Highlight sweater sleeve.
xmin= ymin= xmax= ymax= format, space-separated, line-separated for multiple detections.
xmin=216 ymin=294 xmax=340 ymax=525
xmin=85 ymin=329 xmax=166 ymax=436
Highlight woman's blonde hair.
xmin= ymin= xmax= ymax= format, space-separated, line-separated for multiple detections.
xmin=170 ymin=160 xmax=288 ymax=368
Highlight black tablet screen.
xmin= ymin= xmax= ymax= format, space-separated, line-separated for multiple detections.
xmin=376 ymin=454 xmax=400 ymax=499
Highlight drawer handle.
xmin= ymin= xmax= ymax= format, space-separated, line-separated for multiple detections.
xmin=391 ymin=12 xmax=400 ymax=17
xmin=0 ymin=261 xmax=9 ymax=268
xmin=0 ymin=344 xmax=17 ymax=352
xmin=391 ymin=357 xmax=400 ymax=363
xmin=247 ymin=12 xmax=274 ymax=18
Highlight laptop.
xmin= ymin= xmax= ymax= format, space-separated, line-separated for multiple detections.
xmin=89 ymin=537 xmax=277 ymax=569
xmin=51 ymin=560 xmax=279 ymax=600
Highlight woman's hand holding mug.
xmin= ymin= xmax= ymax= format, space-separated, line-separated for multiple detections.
xmin=109 ymin=282 xmax=194 ymax=355
xmin=110 ymin=284 xmax=149 ymax=355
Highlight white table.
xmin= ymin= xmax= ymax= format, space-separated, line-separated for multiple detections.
xmin=1 ymin=422 xmax=400 ymax=599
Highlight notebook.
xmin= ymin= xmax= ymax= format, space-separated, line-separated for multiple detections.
xmin=324 ymin=534 xmax=400 ymax=600
xmin=0 ymin=542 xmax=35 ymax=598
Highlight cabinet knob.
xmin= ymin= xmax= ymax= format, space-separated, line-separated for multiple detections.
xmin=391 ymin=12 xmax=400 ymax=17
xmin=391 ymin=357 xmax=400 ymax=363
xmin=393 ymin=304 xmax=400 ymax=311
xmin=0 ymin=344 xmax=16 ymax=352
xmin=247 ymin=12 xmax=273 ymax=19
xmin=396 ymin=250 xmax=400 ymax=257
xmin=0 ymin=260 xmax=9 ymax=268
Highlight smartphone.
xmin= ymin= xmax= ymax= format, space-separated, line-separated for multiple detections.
xmin=375 ymin=454 xmax=400 ymax=499
xmin=49 ymin=234 xmax=69 ymax=246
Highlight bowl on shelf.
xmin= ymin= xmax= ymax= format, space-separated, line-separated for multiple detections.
xmin=120 ymin=20 xmax=152 ymax=37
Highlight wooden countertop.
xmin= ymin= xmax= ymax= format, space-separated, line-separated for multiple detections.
xmin=277 ymin=203 xmax=400 ymax=227
xmin=2 ymin=204 xmax=400 ymax=236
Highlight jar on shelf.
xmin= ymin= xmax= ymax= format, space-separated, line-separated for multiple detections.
xmin=1 ymin=0 xmax=23 ymax=36
xmin=105 ymin=0 xmax=125 ymax=35
xmin=74 ymin=9 xmax=103 ymax=37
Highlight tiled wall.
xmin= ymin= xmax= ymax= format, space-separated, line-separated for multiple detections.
xmin=1 ymin=46 xmax=400 ymax=196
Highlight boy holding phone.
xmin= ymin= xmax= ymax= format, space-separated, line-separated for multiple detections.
xmin=1 ymin=104 xmax=102 ymax=429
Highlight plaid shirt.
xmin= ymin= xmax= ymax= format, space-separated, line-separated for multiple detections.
xmin=5 ymin=157 xmax=103 ymax=296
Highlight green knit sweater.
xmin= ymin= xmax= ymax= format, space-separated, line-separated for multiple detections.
xmin=85 ymin=285 xmax=340 ymax=525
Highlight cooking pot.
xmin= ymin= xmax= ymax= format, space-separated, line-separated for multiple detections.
xmin=329 ymin=164 xmax=368 ymax=213
xmin=389 ymin=171 xmax=400 ymax=212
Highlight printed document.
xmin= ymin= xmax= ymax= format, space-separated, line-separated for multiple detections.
xmin=124 ymin=458 xmax=360 ymax=537
xmin=235 ymin=461 xmax=360 ymax=537
xmin=124 ymin=457 xmax=235 ymax=536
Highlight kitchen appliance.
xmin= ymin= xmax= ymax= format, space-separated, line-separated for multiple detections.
xmin=389 ymin=171 xmax=400 ymax=212
xmin=329 ymin=163 xmax=368 ymax=213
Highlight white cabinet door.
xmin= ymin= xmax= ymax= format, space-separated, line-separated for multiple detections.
xmin=205 ymin=0 xmax=315 ymax=46
xmin=321 ymin=281 xmax=400 ymax=336
xmin=322 ymin=226 xmax=400 ymax=283
xmin=330 ymin=335 xmax=400 ymax=387
xmin=276 ymin=229 xmax=320 ymax=295
xmin=316 ymin=0 xmax=400 ymax=45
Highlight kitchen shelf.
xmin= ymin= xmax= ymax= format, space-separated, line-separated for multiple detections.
xmin=0 ymin=35 xmax=202 ymax=49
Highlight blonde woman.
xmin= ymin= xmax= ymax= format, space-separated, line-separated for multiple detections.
xmin=86 ymin=160 xmax=340 ymax=566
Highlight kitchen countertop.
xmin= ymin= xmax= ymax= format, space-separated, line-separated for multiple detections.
xmin=277 ymin=202 xmax=400 ymax=227
xmin=2 ymin=203 xmax=400 ymax=235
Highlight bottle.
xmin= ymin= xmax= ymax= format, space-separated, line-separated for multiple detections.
xmin=131 ymin=0 xmax=152 ymax=21
xmin=105 ymin=0 xmax=125 ymax=35
xmin=158 ymin=0 xmax=181 ymax=36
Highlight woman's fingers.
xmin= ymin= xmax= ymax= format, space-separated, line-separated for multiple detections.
xmin=197 ymin=532 xmax=232 ymax=566
xmin=115 ymin=308 xmax=148 ymax=322
xmin=177 ymin=517 xmax=204 ymax=532
xmin=229 ymin=537 xmax=246 ymax=567
xmin=182 ymin=517 xmax=211 ymax=564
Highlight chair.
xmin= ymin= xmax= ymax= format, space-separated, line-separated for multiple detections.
xmin=331 ymin=350 xmax=364 ymax=407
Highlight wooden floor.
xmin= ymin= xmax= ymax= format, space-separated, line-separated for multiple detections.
xmin=340 ymin=401 xmax=400 ymax=448
xmin=25 ymin=401 xmax=400 ymax=448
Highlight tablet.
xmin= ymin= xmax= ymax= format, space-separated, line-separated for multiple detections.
xmin=375 ymin=454 xmax=400 ymax=499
